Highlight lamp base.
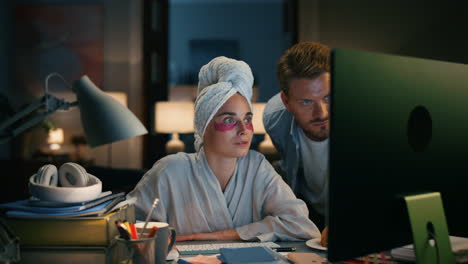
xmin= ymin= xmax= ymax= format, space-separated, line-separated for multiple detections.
xmin=166 ymin=133 xmax=185 ymax=154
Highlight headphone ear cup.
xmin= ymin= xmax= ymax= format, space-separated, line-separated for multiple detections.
xmin=36 ymin=164 xmax=58 ymax=186
xmin=59 ymin=162 xmax=89 ymax=187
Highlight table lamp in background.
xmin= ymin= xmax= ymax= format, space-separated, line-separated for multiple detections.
xmin=47 ymin=128 xmax=64 ymax=151
xmin=154 ymin=101 xmax=194 ymax=154
xmin=252 ymin=103 xmax=276 ymax=154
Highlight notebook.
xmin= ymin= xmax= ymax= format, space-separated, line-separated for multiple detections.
xmin=219 ymin=246 xmax=278 ymax=264
xmin=390 ymin=236 xmax=468 ymax=263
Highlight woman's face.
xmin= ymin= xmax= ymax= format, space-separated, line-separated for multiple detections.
xmin=203 ymin=93 xmax=253 ymax=158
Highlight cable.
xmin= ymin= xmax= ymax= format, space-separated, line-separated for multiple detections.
xmin=44 ymin=73 xmax=72 ymax=111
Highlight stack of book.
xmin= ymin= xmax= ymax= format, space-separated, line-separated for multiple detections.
xmin=0 ymin=192 xmax=135 ymax=264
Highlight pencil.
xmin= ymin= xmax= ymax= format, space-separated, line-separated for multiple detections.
xmin=139 ymin=198 xmax=159 ymax=237
xmin=129 ymin=223 xmax=139 ymax=240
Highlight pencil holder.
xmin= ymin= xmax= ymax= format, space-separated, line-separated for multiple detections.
xmin=136 ymin=222 xmax=177 ymax=263
xmin=111 ymin=235 xmax=157 ymax=264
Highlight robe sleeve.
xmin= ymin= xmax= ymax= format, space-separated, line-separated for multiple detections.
xmin=126 ymin=159 xmax=170 ymax=222
xmin=235 ymin=156 xmax=321 ymax=241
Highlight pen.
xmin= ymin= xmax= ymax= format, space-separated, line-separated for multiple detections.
xmin=273 ymin=247 xmax=296 ymax=252
xmin=270 ymin=248 xmax=295 ymax=264
xmin=115 ymin=221 xmax=131 ymax=240
xmin=122 ymin=221 xmax=134 ymax=239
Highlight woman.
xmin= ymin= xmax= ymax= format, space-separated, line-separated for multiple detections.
xmin=127 ymin=56 xmax=320 ymax=242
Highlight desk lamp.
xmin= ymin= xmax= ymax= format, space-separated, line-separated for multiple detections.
xmin=252 ymin=103 xmax=275 ymax=154
xmin=103 ymin=91 xmax=128 ymax=167
xmin=0 ymin=73 xmax=148 ymax=147
xmin=154 ymin=101 xmax=194 ymax=154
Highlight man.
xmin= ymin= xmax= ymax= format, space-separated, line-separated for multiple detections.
xmin=263 ymin=42 xmax=330 ymax=231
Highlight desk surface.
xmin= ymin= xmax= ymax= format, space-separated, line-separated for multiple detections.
xmin=173 ymin=240 xmax=327 ymax=262
xmin=173 ymin=240 xmax=404 ymax=264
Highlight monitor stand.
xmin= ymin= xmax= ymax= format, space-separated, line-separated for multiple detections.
xmin=404 ymin=192 xmax=455 ymax=264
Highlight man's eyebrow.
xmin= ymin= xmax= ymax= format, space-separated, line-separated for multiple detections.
xmin=297 ymin=94 xmax=330 ymax=101
xmin=246 ymin=112 xmax=253 ymax=116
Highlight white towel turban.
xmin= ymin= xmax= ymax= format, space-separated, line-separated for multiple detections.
xmin=194 ymin=56 xmax=254 ymax=151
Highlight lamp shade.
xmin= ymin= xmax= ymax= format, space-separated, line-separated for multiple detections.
xmin=73 ymin=76 xmax=148 ymax=147
xmin=252 ymin=103 xmax=266 ymax=134
xmin=154 ymin=101 xmax=194 ymax=133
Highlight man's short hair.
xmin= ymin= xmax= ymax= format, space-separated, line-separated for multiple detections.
xmin=277 ymin=42 xmax=330 ymax=95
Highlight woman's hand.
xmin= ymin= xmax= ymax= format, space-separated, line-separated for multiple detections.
xmin=320 ymin=226 xmax=328 ymax=247
xmin=176 ymin=229 xmax=241 ymax=241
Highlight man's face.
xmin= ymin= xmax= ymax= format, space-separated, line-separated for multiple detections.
xmin=281 ymin=73 xmax=330 ymax=141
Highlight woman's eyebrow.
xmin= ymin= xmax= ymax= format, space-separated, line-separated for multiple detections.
xmin=216 ymin=112 xmax=236 ymax=117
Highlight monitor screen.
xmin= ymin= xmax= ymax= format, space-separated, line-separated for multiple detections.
xmin=327 ymin=48 xmax=468 ymax=262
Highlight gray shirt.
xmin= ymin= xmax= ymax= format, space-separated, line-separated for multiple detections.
xmin=127 ymin=149 xmax=320 ymax=242
xmin=298 ymin=128 xmax=329 ymax=215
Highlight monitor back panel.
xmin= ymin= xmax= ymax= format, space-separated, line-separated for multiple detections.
xmin=328 ymin=48 xmax=468 ymax=261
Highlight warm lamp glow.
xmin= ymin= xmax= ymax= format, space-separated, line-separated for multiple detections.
xmin=252 ymin=103 xmax=266 ymax=134
xmin=47 ymin=128 xmax=64 ymax=144
xmin=154 ymin=102 xmax=195 ymax=133
xmin=105 ymin=92 xmax=128 ymax=107
xmin=47 ymin=128 xmax=64 ymax=151
xmin=154 ymin=101 xmax=195 ymax=153
xmin=252 ymin=103 xmax=276 ymax=154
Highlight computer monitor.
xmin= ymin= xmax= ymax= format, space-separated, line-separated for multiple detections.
xmin=327 ymin=48 xmax=468 ymax=262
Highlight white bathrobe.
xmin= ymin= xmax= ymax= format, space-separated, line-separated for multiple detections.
xmin=127 ymin=149 xmax=320 ymax=242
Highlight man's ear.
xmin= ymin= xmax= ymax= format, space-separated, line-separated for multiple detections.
xmin=280 ymin=91 xmax=292 ymax=112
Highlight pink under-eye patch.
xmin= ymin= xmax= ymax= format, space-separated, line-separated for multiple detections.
xmin=245 ymin=122 xmax=253 ymax=131
xmin=214 ymin=121 xmax=237 ymax=131
xmin=213 ymin=121 xmax=254 ymax=132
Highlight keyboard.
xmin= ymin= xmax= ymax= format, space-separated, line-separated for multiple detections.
xmin=176 ymin=241 xmax=281 ymax=255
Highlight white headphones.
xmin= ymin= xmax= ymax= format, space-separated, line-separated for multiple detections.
xmin=30 ymin=162 xmax=102 ymax=203
xmin=34 ymin=162 xmax=90 ymax=187
xmin=35 ymin=164 xmax=58 ymax=186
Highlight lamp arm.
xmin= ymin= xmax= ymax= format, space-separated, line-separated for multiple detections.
xmin=0 ymin=97 xmax=44 ymax=131
xmin=0 ymin=94 xmax=76 ymax=143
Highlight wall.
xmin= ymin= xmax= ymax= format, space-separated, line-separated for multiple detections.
xmin=92 ymin=0 xmax=144 ymax=169
xmin=298 ymin=0 xmax=468 ymax=64
xmin=0 ymin=0 xmax=145 ymax=169
xmin=0 ymin=1 xmax=13 ymax=159
xmin=169 ymin=0 xmax=291 ymax=102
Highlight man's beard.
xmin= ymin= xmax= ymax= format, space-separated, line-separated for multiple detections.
xmin=305 ymin=118 xmax=329 ymax=141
